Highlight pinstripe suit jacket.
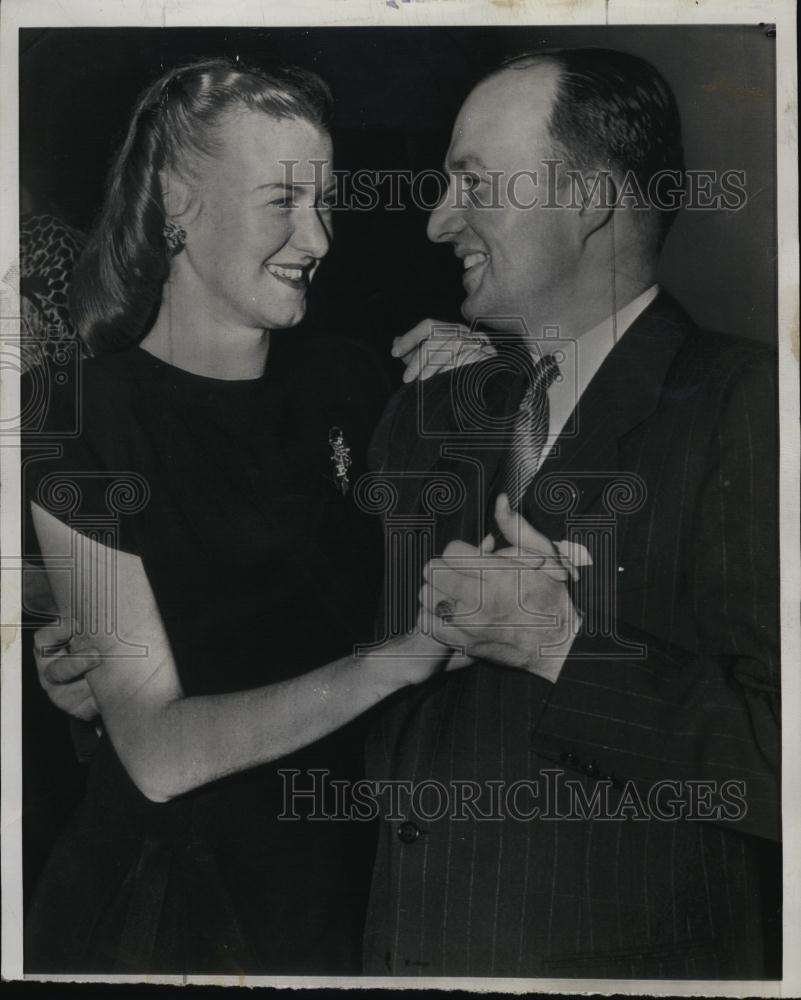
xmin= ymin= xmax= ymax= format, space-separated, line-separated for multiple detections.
xmin=362 ymin=292 xmax=780 ymax=979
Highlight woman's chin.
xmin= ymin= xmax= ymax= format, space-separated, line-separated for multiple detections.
xmin=263 ymin=303 xmax=308 ymax=331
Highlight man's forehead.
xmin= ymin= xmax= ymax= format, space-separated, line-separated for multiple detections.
xmin=447 ymin=61 xmax=560 ymax=168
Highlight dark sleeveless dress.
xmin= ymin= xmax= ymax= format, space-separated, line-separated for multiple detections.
xmin=22 ymin=335 xmax=387 ymax=974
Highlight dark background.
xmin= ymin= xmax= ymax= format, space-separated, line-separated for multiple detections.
xmin=20 ymin=24 xmax=777 ymax=354
xmin=18 ymin=24 xmax=780 ymax=975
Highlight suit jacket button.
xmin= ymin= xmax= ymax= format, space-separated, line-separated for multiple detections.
xmin=397 ymin=821 xmax=421 ymax=844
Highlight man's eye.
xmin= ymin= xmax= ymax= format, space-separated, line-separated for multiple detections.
xmin=267 ymin=198 xmax=294 ymax=209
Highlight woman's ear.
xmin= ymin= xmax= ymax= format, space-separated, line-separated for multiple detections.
xmin=159 ymin=168 xmax=199 ymax=225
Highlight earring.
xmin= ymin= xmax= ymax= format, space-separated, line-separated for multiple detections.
xmin=162 ymin=219 xmax=186 ymax=256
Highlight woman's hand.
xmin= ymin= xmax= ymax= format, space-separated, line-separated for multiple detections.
xmin=33 ymin=622 xmax=101 ymax=722
xmin=392 ymin=318 xmax=497 ymax=383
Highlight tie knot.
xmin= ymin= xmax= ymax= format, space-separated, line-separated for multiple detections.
xmin=529 ymin=352 xmax=560 ymax=391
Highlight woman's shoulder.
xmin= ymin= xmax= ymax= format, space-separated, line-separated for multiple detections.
xmin=21 ymin=349 xmax=146 ymax=491
xmin=22 ymin=349 xmax=135 ymax=438
xmin=22 ymin=347 xmax=152 ymax=556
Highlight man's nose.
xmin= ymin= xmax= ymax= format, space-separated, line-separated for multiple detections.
xmin=427 ymin=180 xmax=464 ymax=244
xmin=293 ymin=206 xmax=332 ymax=259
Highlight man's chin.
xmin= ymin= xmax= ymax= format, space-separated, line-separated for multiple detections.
xmin=460 ymin=294 xmax=481 ymax=324
xmin=460 ymin=290 xmax=501 ymax=327
xmin=461 ymin=291 xmax=537 ymax=335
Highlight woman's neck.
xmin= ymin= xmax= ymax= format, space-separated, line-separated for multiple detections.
xmin=141 ymin=284 xmax=270 ymax=382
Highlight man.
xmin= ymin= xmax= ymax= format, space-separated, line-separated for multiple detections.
xmin=362 ymin=49 xmax=779 ymax=978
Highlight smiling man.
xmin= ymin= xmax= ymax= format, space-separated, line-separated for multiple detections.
xmin=364 ymin=48 xmax=780 ymax=979
xmin=433 ymin=57 xmax=643 ymax=342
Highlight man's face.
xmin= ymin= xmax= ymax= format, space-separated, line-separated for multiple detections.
xmin=427 ymin=63 xmax=583 ymax=333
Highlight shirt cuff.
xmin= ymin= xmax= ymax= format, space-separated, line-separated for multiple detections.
xmin=534 ymin=609 xmax=582 ymax=683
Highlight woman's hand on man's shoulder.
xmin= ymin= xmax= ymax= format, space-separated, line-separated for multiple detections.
xmin=392 ymin=318 xmax=496 ymax=384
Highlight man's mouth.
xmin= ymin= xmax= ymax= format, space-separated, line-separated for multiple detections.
xmin=460 ymin=251 xmax=490 ymax=287
xmin=462 ymin=252 xmax=489 ymax=271
xmin=264 ymin=262 xmax=313 ymax=289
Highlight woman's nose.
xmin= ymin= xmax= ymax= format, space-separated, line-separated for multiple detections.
xmin=293 ymin=206 xmax=332 ymax=259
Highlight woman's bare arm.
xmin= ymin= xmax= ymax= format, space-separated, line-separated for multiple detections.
xmin=33 ymin=503 xmax=447 ymax=803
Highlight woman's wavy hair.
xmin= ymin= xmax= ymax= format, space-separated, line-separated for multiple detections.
xmin=70 ymin=57 xmax=333 ymax=355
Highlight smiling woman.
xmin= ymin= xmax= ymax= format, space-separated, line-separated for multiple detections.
xmin=149 ymin=110 xmax=334 ymax=352
xmin=22 ymin=57 xmax=452 ymax=975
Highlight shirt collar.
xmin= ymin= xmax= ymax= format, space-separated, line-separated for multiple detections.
xmin=568 ymin=283 xmax=660 ymax=396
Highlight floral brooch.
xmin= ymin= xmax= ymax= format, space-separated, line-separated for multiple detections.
xmin=328 ymin=426 xmax=352 ymax=495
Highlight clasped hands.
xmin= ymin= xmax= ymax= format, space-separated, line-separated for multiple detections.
xmin=417 ymin=494 xmax=584 ymax=683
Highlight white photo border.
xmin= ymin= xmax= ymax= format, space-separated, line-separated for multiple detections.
xmin=1 ymin=0 xmax=798 ymax=993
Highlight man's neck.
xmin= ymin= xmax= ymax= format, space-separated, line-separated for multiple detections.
xmin=525 ymin=268 xmax=657 ymax=346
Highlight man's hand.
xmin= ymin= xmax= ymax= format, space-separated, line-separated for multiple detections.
xmin=392 ymin=318 xmax=496 ymax=383
xmin=418 ymin=495 xmax=580 ymax=682
xmin=34 ymin=622 xmax=101 ymax=721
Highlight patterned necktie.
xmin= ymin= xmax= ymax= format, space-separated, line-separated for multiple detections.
xmin=500 ymin=352 xmax=560 ymax=510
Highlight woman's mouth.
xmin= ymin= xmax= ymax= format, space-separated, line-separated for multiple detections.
xmin=264 ymin=262 xmax=312 ymax=290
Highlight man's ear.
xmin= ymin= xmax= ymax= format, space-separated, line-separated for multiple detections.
xmin=573 ymin=169 xmax=616 ymax=243
xmin=159 ymin=168 xmax=199 ymax=224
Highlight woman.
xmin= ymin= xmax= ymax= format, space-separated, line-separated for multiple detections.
xmin=23 ymin=57 xmax=453 ymax=976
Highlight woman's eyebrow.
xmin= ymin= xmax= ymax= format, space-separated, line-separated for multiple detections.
xmin=254 ymin=181 xmax=334 ymax=198
xmin=253 ymin=181 xmax=297 ymax=193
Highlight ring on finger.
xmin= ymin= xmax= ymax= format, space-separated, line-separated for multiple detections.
xmin=434 ymin=598 xmax=456 ymax=623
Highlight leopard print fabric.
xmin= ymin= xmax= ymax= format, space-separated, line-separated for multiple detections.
xmin=19 ymin=213 xmax=87 ymax=371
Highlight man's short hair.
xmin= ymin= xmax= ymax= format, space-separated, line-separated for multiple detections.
xmin=497 ymin=48 xmax=685 ymax=246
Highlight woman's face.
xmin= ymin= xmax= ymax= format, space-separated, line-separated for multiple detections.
xmin=173 ymin=108 xmax=334 ymax=332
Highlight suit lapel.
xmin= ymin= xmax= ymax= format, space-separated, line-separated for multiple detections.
xmin=520 ymin=292 xmax=693 ymax=540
